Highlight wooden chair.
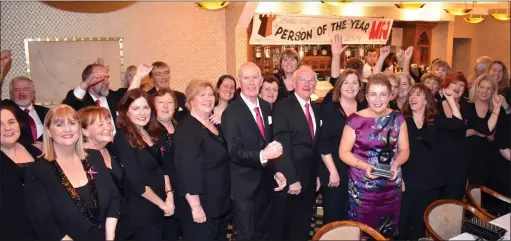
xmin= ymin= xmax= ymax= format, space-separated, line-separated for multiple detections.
xmin=312 ymin=220 xmax=388 ymax=240
xmin=424 ymin=199 xmax=492 ymax=240
xmin=466 ymin=184 xmax=511 ymax=219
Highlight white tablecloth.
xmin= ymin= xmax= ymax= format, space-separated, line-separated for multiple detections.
xmin=450 ymin=213 xmax=510 ymax=240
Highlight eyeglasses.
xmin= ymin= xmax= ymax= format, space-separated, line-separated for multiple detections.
xmin=298 ymin=77 xmax=317 ymax=85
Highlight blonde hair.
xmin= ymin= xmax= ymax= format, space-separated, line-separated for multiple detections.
xmin=42 ymin=104 xmax=87 ymax=161
xmin=396 ymin=72 xmax=415 ymax=86
xmin=184 ymin=80 xmax=216 ymax=111
xmin=431 ymin=60 xmax=451 ymax=75
xmin=123 ymin=65 xmax=137 ymax=87
xmin=468 ymin=74 xmax=499 ymax=111
xmin=485 ymin=60 xmax=510 ymax=93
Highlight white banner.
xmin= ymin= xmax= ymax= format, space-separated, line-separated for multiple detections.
xmin=250 ymin=14 xmax=394 ymax=45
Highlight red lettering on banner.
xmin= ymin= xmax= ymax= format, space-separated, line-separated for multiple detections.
xmin=369 ymin=21 xmax=391 ymax=40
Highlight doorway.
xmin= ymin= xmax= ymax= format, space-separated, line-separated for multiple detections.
xmin=452 ymin=38 xmax=472 ymax=75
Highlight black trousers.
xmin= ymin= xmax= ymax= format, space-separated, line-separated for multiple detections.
xmin=439 ymin=179 xmax=466 ymax=201
xmin=181 ymin=214 xmax=229 ymax=241
xmin=483 ymin=177 xmax=511 ymax=217
xmin=232 ymin=193 xmax=273 ymax=241
xmin=399 ymin=188 xmax=440 ymax=240
xmin=271 ymin=184 xmax=316 ymax=241
xmin=320 ymin=182 xmax=349 ymax=225
xmin=163 ymin=216 xmax=180 ymax=241
xmin=131 ymin=220 xmax=163 ymax=240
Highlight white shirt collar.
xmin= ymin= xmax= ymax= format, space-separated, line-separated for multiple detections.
xmin=89 ymin=93 xmax=106 ymax=102
xmin=294 ymin=92 xmax=310 ymax=107
xmin=20 ymin=104 xmax=34 ymax=112
xmin=240 ymin=92 xmax=260 ymax=111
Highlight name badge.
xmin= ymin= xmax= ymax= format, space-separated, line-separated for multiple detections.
xmin=320 ymin=120 xmax=323 ymax=127
xmin=268 ymin=116 xmax=272 ymax=125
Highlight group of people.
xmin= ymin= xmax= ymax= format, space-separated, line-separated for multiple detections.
xmin=0 ymin=33 xmax=510 ymax=241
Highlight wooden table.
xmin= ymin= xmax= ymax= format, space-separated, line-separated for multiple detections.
xmin=450 ymin=213 xmax=510 ymax=240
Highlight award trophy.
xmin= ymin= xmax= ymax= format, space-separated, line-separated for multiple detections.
xmin=370 ymin=149 xmax=393 ymax=179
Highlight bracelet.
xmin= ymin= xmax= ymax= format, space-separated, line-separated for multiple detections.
xmin=355 ymin=160 xmax=360 ymax=169
xmin=166 ymin=190 xmax=174 ymax=194
xmin=492 ymin=112 xmax=499 ymax=116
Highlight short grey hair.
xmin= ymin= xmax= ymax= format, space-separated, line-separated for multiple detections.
xmin=475 ymin=56 xmax=493 ymax=73
xmin=293 ymin=65 xmax=317 ymax=81
xmin=9 ymin=76 xmax=35 ymax=95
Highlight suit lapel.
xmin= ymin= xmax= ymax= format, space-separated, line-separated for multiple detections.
xmin=312 ymin=102 xmax=321 ymax=145
xmin=291 ymin=95 xmax=314 ymax=145
xmin=259 ymin=99 xmax=272 ymax=142
xmin=238 ymin=99 xmax=266 ymax=142
xmin=106 ymin=91 xmax=118 ymax=119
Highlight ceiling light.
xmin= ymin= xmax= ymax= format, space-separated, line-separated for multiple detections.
xmin=195 ymin=2 xmax=229 ymax=10
xmin=463 ymin=15 xmax=484 ymax=24
xmin=490 ymin=2 xmax=510 ymax=21
xmin=321 ymin=0 xmax=352 ymax=7
xmin=444 ymin=1 xmax=474 ymax=16
xmin=490 ymin=13 xmax=510 ymax=21
xmin=395 ymin=3 xmax=426 ymax=10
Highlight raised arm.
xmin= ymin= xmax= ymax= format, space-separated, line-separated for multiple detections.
xmin=330 ymin=34 xmax=348 ymax=79
xmin=374 ymin=46 xmax=391 ymax=74
xmin=128 ymin=64 xmax=153 ymax=91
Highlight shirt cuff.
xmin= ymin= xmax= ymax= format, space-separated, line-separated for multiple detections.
xmin=259 ymin=151 xmax=268 ymax=165
xmin=73 ymin=86 xmax=87 ymax=100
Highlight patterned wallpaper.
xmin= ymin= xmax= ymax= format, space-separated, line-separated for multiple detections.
xmin=0 ymin=2 xmax=228 ymax=99
xmin=453 ymin=16 xmax=510 ymax=75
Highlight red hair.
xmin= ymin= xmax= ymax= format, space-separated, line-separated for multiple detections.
xmin=441 ymin=71 xmax=467 ymax=89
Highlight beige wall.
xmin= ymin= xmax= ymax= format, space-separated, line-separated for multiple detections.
xmin=0 ymin=2 xmax=229 ymax=99
xmin=452 ymin=16 xmax=510 ymax=75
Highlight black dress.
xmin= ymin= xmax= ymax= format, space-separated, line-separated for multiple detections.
xmin=84 ymin=147 xmax=127 ymax=240
xmin=0 ymin=144 xmax=40 ymax=240
xmin=318 ymin=100 xmax=366 ymax=224
xmin=158 ymin=125 xmax=180 ymax=241
xmin=485 ymin=108 xmax=510 ymax=216
xmin=400 ymin=115 xmax=463 ymax=240
xmin=173 ymin=115 xmax=231 ymax=241
xmin=111 ymin=129 xmax=168 ymax=239
xmin=464 ymin=102 xmax=502 ymax=186
xmin=436 ymin=100 xmax=469 ymax=200
xmin=274 ymin=72 xmax=294 ymax=102
xmin=24 ymin=150 xmax=120 ymax=241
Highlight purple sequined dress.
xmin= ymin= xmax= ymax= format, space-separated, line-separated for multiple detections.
xmin=346 ymin=110 xmax=404 ymax=238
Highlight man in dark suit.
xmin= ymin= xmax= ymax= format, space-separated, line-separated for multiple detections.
xmin=221 ymin=62 xmax=286 ymax=241
xmin=272 ymin=65 xmax=322 ymax=241
xmin=8 ymin=76 xmax=49 ymax=148
xmin=63 ymin=63 xmax=123 ymax=134
xmin=146 ymin=61 xmax=187 ymax=120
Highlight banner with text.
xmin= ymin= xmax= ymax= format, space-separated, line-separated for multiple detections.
xmin=250 ymin=14 xmax=394 ymax=45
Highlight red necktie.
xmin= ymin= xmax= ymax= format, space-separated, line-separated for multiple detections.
xmin=304 ymin=103 xmax=314 ymax=140
xmin=24 ymin=109 xmax=37 ymax=141
xmin=254 ymin=107 xmax=266 ymax=140
xmin=95 ymin=99 xmax=101 ymax=106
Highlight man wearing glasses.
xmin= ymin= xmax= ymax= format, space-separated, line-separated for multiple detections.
xmin=272 ymin=65 xmax=323 ymax=241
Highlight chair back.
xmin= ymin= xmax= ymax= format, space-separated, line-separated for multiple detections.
xmin=424 ymin=199 xmax=491 ymax=240
xmin=313 ymin=220 xmax=387 ymax=241
xmin=466 ymin=184 xmax=511 ymax=219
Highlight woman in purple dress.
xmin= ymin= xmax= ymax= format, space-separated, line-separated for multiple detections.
xmin=339 ymin=73 xmax=410 ymax=238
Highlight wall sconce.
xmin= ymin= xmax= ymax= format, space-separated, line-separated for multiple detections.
xmin=444 ymin=1 xmax=474 ymax=16
xmin=321 ymin=0 xmax=352 ymax=7
xmin=195 ymin=1 xmax=229 ymax=10
xmin=463 ymin=14 xmax=484 ymax=24
xmin=395 ymin=3 xmax=426 ymax=10
xmin=490 ymin=1 xmax=510 ymax=21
